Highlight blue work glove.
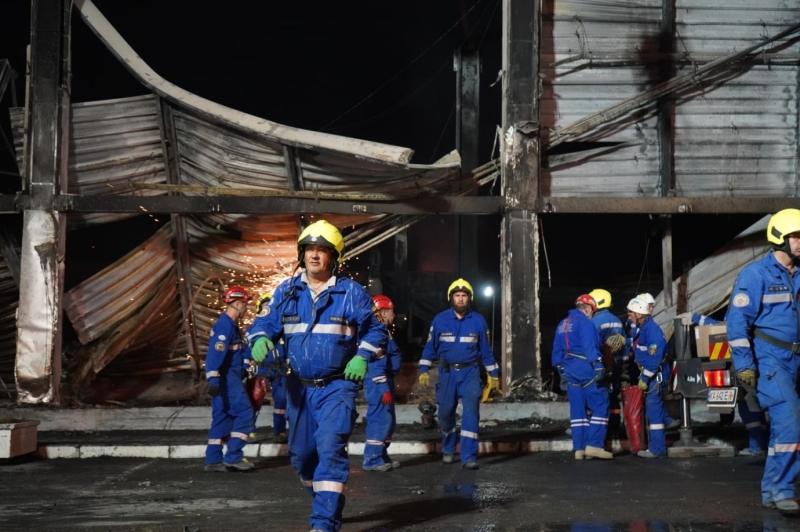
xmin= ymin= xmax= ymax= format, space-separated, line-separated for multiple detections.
xmin=344 ymin=356 xmax=368 ymax=381
xmin=251 ymin=337 xmax=275 ymax=364
xmin=207 ymin=377 xmax=220 ymax=398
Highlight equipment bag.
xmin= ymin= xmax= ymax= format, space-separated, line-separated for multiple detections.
xmin=621 ymin=384 xmax=645 ymax=453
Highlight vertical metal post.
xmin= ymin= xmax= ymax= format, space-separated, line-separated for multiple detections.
xmin=500 ymin=0 xmax=541 ymax=389
xmin=659 ymin=0 xmax=676 ymax=309
xmin=454 ymin=46 xmax=480 ymax=285
xmin=16 ymin=0 xmax=70 ymax=403
xmin=393 ymin=227 xmax=408 ymax=317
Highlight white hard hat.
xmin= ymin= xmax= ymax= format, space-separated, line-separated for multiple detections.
xmin=637 ymin=293 xmax=656 ymax=305
xmin=627 ymin=297 xmax=650 ymax=315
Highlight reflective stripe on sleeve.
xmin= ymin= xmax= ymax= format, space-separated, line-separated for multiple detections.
xmin=461 ymin=430 xmax=479 ymax=440
xmin=360 ymin=341 xmax=382 ymax=356
xmin=206 ymin=371 xmax=220 ymax=378
xmin=372 ymin=376 xmax=387 ymax=384
xmin=485 ymin=364 xmax=498 ymax=372
xmin=313 ymin=481 xmax=345 ymax=493
xmin=642 ymin=369 xmax=655 ymax=377
xmin=762 ymin=293 xmax=793 ymax=304
xmin=419 ymin=359 xmax=433 ymax=367
xmin=729 ymin=338 xmax=751 ymax=348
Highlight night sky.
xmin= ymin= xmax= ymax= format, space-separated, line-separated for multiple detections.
xmin=1 ymin=1 xmax=765 ymax=330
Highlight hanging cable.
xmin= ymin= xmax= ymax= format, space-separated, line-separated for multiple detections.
xmin=636 ymin=232 xmax=651 ymax=294
xmin=539 ymin=218 xmax=552 ymax=288
xmin=320 ymin=0 xmax=488 ymax=131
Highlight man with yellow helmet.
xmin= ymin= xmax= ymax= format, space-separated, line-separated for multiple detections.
xmin=727 ymin=209 xmax=800 ymax=516
xmin=588 ymin=289 xmax=627 ymax=436
xmin=246 ymin=220 xmax=387 ymax=532
xmin=418 ymin=278 xmax=499 ymax=469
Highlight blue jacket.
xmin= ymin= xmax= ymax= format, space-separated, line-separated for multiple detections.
xmin=592 ymin=309 xmax=625 ymax=344
xmin=366 ymin=332 xmax=403 ymax=393
xmin=246 ymin=273 xmax=387 ymax=380
xmin=419 ymin=308 xmax=498 ymax=377
xmin=727 ymin=252 xmax=800 ymax=372
xmin=552 ymin=309 xmax=603 ymax=384
xmin=205 ymin=313 xmax=246 ymax=384
xmin=691 ymin=313 xmax=723 ymax=326
xmin=633 ymin=317 xmax=668 ymax=383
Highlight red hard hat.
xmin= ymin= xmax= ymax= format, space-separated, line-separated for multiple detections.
xmin=575 ymin=294 xmax=597 ymax=311
xmin=222 ymin=286 xmax=251 ymax=303
xmin=372 ymin=295 xmax=395 ymax=311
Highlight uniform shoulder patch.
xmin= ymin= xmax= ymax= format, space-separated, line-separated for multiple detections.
xmin=648 ymin=344 xmax=658 ymax=355
xmin=257 ymin=306 xmax=271 ymax=318
xmin=215 ymin=341 xmax=225 ymax=352
xmin=733 ymin=293 xmax=750 ymax=307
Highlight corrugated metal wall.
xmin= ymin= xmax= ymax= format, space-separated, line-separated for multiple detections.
xmin=541 ymin=0 xmax=800 ymax=198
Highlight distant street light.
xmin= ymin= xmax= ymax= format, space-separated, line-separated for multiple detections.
xmin=483 ymin=286 xmax=495 ymax=352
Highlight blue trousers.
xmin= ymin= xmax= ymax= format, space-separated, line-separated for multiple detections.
xmin=643 ymin=379 xmax=668 ymax=456
xmin=363 ymin=377 xmax=396 ymax=468
xmin=436 ymin=365 xmax=482 ymax=464
xmin=567 ymin=380 xmax=609 ymax=450
xmin=286 ymin=376 xmax=359 ymax=532
xmin=754 ymin=348 xmax=800 ymax=504
xmin=271 ymin=374 xmax=287 ymax=436
xmin=205 ymin=372 xmax=254 ymax=465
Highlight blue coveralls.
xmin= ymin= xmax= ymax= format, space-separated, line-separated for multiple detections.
xmin=592 ymin=309 xmax=625 ymax=427
xmin=634 ymin=317 xmax=670 ymax=456
xmin=247 ymin=273 xmax=386 ymax=532
xmin=691 ymin=313 xmax=767 ymax=454
xmin=727 ymin=252 xmax=800 ymax=505
xmin=363 ymin=332 xmax=403 ymax=469
xmin=419 ymin=307 xmax=498 ymax=465
xmin=552 ymin=309 xmax=609 ymax=451
xmin=205 ymin=313 xmax=254 ymax=466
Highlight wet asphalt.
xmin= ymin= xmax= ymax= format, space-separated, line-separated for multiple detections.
xmin=0 ymin=452 xmax=794 ymax=532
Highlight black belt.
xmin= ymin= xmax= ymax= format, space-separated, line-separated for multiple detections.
xmin=439 ymin=362 xmax=476 ymax=371
xmin=297 ymin=373 xmax=344 ymax=388
xmin=754 ymin=329 xmax=800 ymax=354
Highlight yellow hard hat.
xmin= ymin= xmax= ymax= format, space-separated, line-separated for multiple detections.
xmin=588 ymin=289 xmax=612 ymax=309
xmin=297 ymin=220 xmax=345 ymax=266
xmin=256 ymin=291 xmax=273 ymax=314
xmin=767 ymin=209 xmax=800 ymax=246
xmin=447 ymin=278 xmax=474 ymax=301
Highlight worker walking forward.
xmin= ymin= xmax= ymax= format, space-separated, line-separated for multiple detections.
xmin=204 ymin=286 xmax=255 ymax=472
xmin=727 ymin=209 xmax=800 ymax=516
xmin=247 ymin=220 xmax=387 ymax=532
xmin=363 ymin=294 xmax=403 ymax=471
xmin=418 ymin=279 xmax=499 ymax=469
xmin=552 ymin=294 xmax=613 ymax=460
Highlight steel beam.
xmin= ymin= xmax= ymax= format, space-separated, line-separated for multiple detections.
xmin=534 ymin=197 xmax=800 ymax=214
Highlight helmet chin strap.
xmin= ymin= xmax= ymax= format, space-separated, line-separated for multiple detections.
xmin=776 ymin=242 xmax=800 ymax=265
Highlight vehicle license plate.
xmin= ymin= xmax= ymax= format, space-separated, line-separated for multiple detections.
xmin=707 ymin=387 xmax=738 ymax=407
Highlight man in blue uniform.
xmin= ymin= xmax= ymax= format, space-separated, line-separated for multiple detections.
xmin=204 ymin=285 xmax=255 ymax=472
xmin=589 ymin=288 xmax=627 ymax=434
xmin=418 ymin=279 xmax=499 ymax=469
xmin=363 ymin=294 xmax=403 ymax=472
xmin=688 ymin=312 xmax=767 ymax=457
xmin=247 ymin=220 xmax=387 ymax=532
xmin=553 ymin=294 xmax=613 ymax=460
xmin=628 ymin=297 xmax=671 ymax=458
xmin=727 ymin=209 xmax=800 ymax=516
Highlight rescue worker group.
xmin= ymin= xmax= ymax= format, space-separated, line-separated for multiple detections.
xmin=201 ymin=209 xmax=800 ymax=530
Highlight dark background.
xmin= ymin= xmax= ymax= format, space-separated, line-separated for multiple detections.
xmin=1 ymin=1 xmax=763 ymax=359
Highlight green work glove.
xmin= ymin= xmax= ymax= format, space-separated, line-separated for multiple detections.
xmin=738 ymin=369 xmax=757 ymax=387
xmin=251 ymin=337 xmax=275 ymax=363
xmin=344 ymin=356 xmax=367 ymax=381
xmin=638 ymin=379 xmax=649 ymax=391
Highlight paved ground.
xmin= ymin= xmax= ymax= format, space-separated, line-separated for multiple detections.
xmin=0 ymin=451 xmax=793 ymax=532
